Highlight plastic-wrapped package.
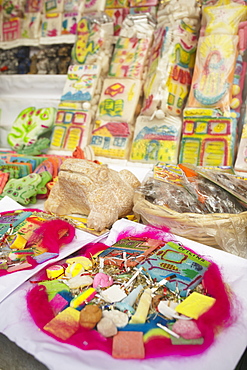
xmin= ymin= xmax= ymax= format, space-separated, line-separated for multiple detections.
xmin=137 ymin=176 xmax=205 ymax=214
xmin=142 ymin=19 xmax=199 ymax=117
xmin=84 ymin=0 xmax=106 ymax=13
xmin=141 ymin=26 xmax=168 ymax=116
xmin=61 ymin=12 xmax=80 ymax=35
xmin=157 ymin=0 xmax=201 ymax=29
xmin=129 ymin=115 xmax=182 ymax=164
xmin=105 ymin=0 xmax=130 ymax=36
xmin=133 ymin=165 xmax=247 ymax=258
xmin=108 ymin=14 xmax=155 ymax=81
xmin=187 ymin=34 xmax=238 ymax=111
xmin=235 ymin=106 xmax=247 ymax=172
xmin=42 ymin=0 xmax=64 ymax=13
xmin=90 ymin=120 xmax=133 ymax=159
xmin=60 ymin=64 xmax=102 ymax=106
xmin=7 ymin=106 xmax=57 ymax=154
xmin=2 ymin=17 xmax=21 ymax=42
xmin=129 ymin=0 xmax=158 ymax=18
xmin=90 ymin=13 xmax=154 ymax=160
xmin=196 ymin=167 xmax=247 ymax=207
xmin=25 ymin=0 xmax=43 ymax=12
xmin=63 ymin=0 xmax=83 ymax=13
xmin=180 ymin=107 xmax=238 ymax=167
xmin=179 ymin=164 xmax=245 ymax=214
xmin=71 ymin=13 xmax=114 ymax=74
xmin=202 ymin=4 xmax=247 ymax=36
xmin=119 ymin=13 xmax=156 ymax=39
xmin=50 ymin=103 xmax=92 ymax=151
xmin=97 ymin=78 xmax=142 ymax=124
xmin=41 ymin=12 xmax=62 ymax=38
xmin=1 ymin=0 xmax=26 ymax=18
xmin=108 ymin=36 xmax=152 ymax=80
xmin=104 ymin=8 xmax=130 ymax=37
xmin=21 ymin=13 xmax=41 ymax=39
xmin=105 ymin=0 xmax=128 ymax=8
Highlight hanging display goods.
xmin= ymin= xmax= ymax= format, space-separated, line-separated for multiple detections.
xmin=179 ymin=108 xmax=237 ymax=167
xmin=97 ymin=78 xmax=142 ymax=124
xmin=90 ymin=120 xmax=132 ymax=159
xmin=130 ymin=115 xmax=182 ymax=164
xmin=50 ymin=106 xmax=92 ymax=151
xmin=61 ymin=64 xmax=101 ymax=102
xmin=26 ymin=223 xmax=236 ymax=360
xmin=7 ymin=107 xmax=57 ymax=155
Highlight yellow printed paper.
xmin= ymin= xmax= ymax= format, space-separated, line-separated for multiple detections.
xmin=204 ymin=4 xmax=247 ymax=36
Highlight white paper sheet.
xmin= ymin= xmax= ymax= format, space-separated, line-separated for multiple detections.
xmin=0 ymin=219 xmax=247 ymax=370
xmin=0 ymin=196 xmax=108 ymax=303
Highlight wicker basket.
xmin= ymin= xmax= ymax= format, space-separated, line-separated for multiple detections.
xmin=133 ymin=192 xmax=247 ymax=258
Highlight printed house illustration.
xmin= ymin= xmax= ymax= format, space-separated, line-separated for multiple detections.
xmin=130 ymin=123 xmax=181 ymax=164
xmin=90 ymin=121 xmax=131 ymax=159
xmin=50 ymin=108 xmax=91 ymax=150
xmin=179 ymin=112 xmax=237 ymax=167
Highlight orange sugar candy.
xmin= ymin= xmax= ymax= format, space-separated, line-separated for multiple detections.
xmin=43 ymin=307 xmax=80 ymax=340
xmin=112 ymin=331 xmax=145 ymax=359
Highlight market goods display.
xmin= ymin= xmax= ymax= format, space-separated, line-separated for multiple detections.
xmin=7 ymin=106 xmax=57 ymax=154
xmin=0 ymin=208 xmax=75 ymax=275
xmin=0 ymin=151 xmax=70 ymax=204
xmin=26 ymin=223 xmax=236 ymax=359
xmin=1 ymin=0 xmax=247 ymax=368
xmin=133 ymin=163 xmax=247 ymax=257
xmin=2 ymin=0 xmax=247 ymax=171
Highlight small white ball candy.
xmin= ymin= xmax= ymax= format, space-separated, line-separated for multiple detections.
xmin=103 ymin=309 xmax=129 ymax=328
xmin=82 ymin=102 xmax=91 ymax=110
xmin=67 ymin=275 xmax=93 ymax=290
xmin=97 ymin=317 xmax=117 ymax=337
xmin=155 ymin=109 xmax=165 ymax=119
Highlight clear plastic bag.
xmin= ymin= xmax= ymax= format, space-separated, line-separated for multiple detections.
xmin=136 ymin=176 xmax=205 ymax=213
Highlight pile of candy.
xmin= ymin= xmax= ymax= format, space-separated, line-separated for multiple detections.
xmin=0 ymin=209 xmax=75 ymax=275
xmin=0 ymin=151 xmax=70 ymax=205
xmin=138 ymin=163 xmax=247 ymax=214
xmin=26 ymin=228 xmax=234 ymax=359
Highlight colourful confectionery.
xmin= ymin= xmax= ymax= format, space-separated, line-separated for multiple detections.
xmin=46 ymin=265 xmax=65 ymax=279
xmin=70 ymin=287 xmax=97 ymax=309
xmin=1 ymin=1 xmax=247 ymax=368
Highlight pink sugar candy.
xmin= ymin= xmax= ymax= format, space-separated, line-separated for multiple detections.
xmin=172 ymin=319 xmax=202 ymax=340
xmin=93 ymin=272 xmax=113 ymax=289
xmin=50 ymin=293 xmax=69 ymax=315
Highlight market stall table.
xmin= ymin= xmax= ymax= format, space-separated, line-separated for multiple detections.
xmin=0 ymin=219 xmax=246 ymax=370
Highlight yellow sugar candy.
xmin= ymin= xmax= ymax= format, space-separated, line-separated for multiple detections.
xmin=43 ymin=307 xmax=80 ymax=340
xmin=175 ymin=292 xmax=216 ymax=320
xmin=230 ymin=98 xmax=240 ymax=109
xmin=46 ymin=265 xmax=64 ymax=279
xmin=70 ymin=287 xmax=96 ymax=309
xmin=143 ymin=328 xmax=170 ymax=343
xmin=65 ymin=262 xmax=84 ymax=277
xmin=66 ymin=256 xmax=92 ymax=270
xmin=10 ymin=234 xmax=27 ymax=249
xmin=129 ymin=288 xmax=152 ymax=324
